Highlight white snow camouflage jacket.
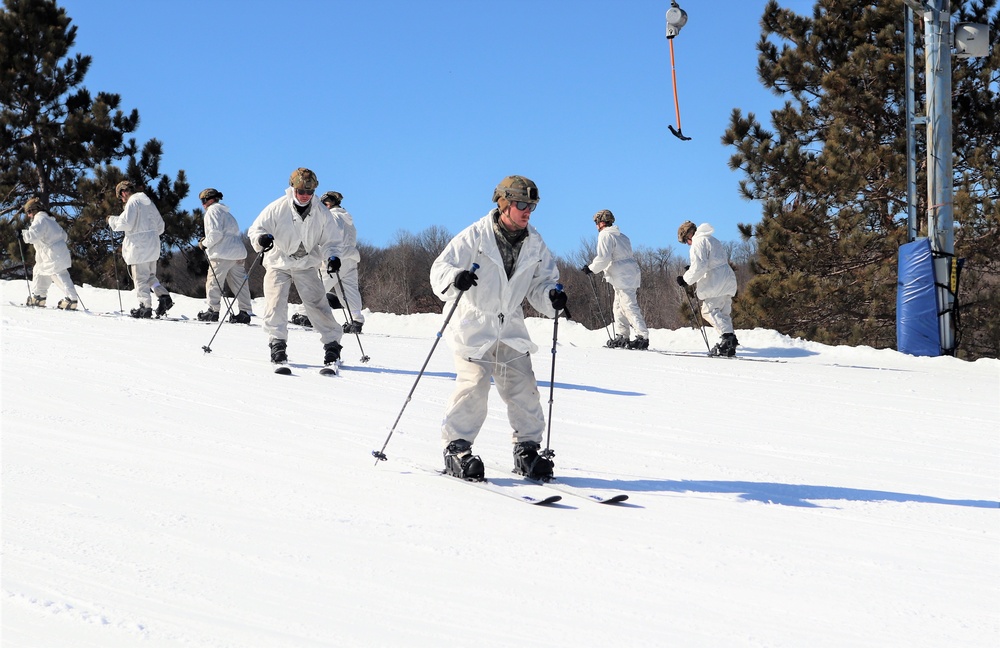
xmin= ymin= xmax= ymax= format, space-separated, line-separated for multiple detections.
xmin=108 ymin=192 xmax=165 ymax=265
xmin=430 ymin=211 xmax=561 ymax=359
xmin=586 ymin=224 xmax=641 ymax=290
xmin=22 ymin=211 xmax=72 ymax=275
xmin=328 ymin=206 xmax=360 ymax=265
xmin=682 ymin=223 xmax=737 ymax=299
xmin=202 ymin=202 xmax=247 ymax=262
xmin=249 ymin=188 xmax=347 ymax=272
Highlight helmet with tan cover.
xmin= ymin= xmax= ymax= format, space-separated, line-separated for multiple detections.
xmin=115 ymin=180 xmax=135 ymax=198
xmin=677 ymin=220 xmax=696 ymax=243
xmin=289 ymin=167 xmax=319 ymax=191
xmin=594 ymin=209 xmax=615 ymax=225
xmin=199 ymin=188 xmax=223 ymax=203
xmin=23 ymin=197 xmax=43 ymax=214
xmin=492 ymin=175 xmax=539 ymax=212
xmin=320 ymin=191 xmax=343 ymax=207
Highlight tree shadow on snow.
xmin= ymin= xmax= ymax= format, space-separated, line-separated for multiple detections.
xmin=554 ymin=474 xmax=998 ymax=509
xmin=744 ymin=346 xmax=910 ymax=372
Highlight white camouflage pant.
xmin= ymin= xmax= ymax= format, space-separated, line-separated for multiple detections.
xmin=205 ymin=257 xmax=252 ymax=313
xmin=130 ymin=261 xmax=168 ymax=307
xmin=262 ymin=267 xmax=342 ymax=346
xmin=441 ymin=342 xmax=545 ymax=448
xmin=612 ymin=286 xmax=648 ymax=338
xmin=31 ymin=268 xmax=80 ymax=301
xmin=700 ymin=295 xmax=734 ymax=336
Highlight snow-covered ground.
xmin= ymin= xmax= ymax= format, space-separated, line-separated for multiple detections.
xmin=2 ymin=280 xmax=998 ymax=648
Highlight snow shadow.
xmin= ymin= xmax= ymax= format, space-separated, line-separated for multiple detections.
xmin=537 ymin=380 xmax=643 ymax=396
xmin=747 ymin=347 xmax=910 ymax=371
xmin=749 ymin=346 xmax=818 ymax=359
xmin=554 ymin=475 xmax=998 ymax=509
xmin=341 ymin=365 xmax=456 ymax=380
xmin=341 ymin=365 xmax=644 ymax=397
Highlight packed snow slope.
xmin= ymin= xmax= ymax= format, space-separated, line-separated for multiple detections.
xmin=2 ymin=280 xmax=998 ymax=648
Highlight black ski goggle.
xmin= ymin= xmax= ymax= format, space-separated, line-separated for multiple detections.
xmin=514 ymin=201 xmax=537 ymax=212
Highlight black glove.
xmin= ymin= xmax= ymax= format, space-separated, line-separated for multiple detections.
xmin=454 ymin=269 xmax=478 ymax=291
xmin=549 ymin=288 xmax=568 ymax=311
xmin=16 ymin=229 xmax=25 ymax=243
xmin=258 ymin=234 xmax=274 ymax=251
xmin=581 ymin=264 xmax=593 ymax=276
xmin=327 ymin=292 xmax=343 ymax=309
xmin=327 ymin=256 xmax=341 ymax=276
xmin=676 ymin=275 xmax=687 ymax=287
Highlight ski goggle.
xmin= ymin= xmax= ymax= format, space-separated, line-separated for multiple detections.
xmin=513 ymin=201 xmax=537 ymax=212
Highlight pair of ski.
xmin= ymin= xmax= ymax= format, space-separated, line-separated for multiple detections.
xmin=649 ymin=349 xmax=786 ymax=364
xmin=84 ymin=308 xmax=187 ymax=322
xmin=274 ymin=363 xmax=337 ymax=377
xmin=442 ymin=464 xmax=629 ymax=506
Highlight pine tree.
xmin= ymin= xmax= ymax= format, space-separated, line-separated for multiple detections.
xmin=724 ymin=0 xmax=999 ymax=358
xmin=0 ymin=0 xmax=199 ymax=290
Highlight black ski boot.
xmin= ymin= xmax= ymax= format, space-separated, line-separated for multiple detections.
xmin=229 ymin=310 xmax=251 ymax=324
xmin=628 ymin=335 xmax=649 ymax=350
xmin=290 ymin=313 xmax=312 ymax=328
xmin=26 ymin=294 xmax=46 ymax=307
xmin=513 ymin=440 xmax=554 ymax=481
xmin=269 ymin=339 xmax=288 ymax=364
xmin=606 ymin=334 xmax=628 ymax=349
xmin=130 ymin=305 xmax=153 ymax=318
xmin=721 ymin=333 xmax=739 ymax=357
xmin=156 ymin=294 xmax=173 ymax=317
xmin=323 ymin=340 xmax=343 ymax=366
xmin=443 ymin=440 xmax=485 ymax=481
xmin=198 ymin=309 xmax=219 ymax=322
xmin=56 ymin=298 xmax=78 ymax=310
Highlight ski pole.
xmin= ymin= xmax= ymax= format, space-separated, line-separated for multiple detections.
xmin=202 ymin=249 xmax=263 ymax=354
xmin=372 ymin=263 xmax=479 ymax=465
xmin=334 ymin=269 xmax=369 ymax=363
xmin=541 ymin=283 xmax=566 ymax=460
xmin=178 ymin=242 xmax=232 ymax=314
xmin=197 ymin=245 xmax=234 ymax=315
xmin=606 ymin=281 xmax=617 ymax=338
xmin=679 ymin=283 xmax=712 ymax=354
xmin=587 ymin=274 xmax=614 ymax=344
xmin=108 ymin=223 xmax=124 ymax=314
xmin=207 ymin=258 xmax=233 ymax=314
xmin=15 ymin=231 xmax=32 ymax=302
xmin=72 ymin=287 xmax=88 ymax=312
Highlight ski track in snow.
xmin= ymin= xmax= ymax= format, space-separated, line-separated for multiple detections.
xmin=2 ymin=281 xmax=999 ymax=648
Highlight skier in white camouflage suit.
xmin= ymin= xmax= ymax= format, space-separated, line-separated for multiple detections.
xmin=321 ymin=191 xmax=364 ymax=333
xmin=582 ymin=209 xmax=649 ymax=350
xmin=677 ymin=220 xmax=739 ymax=356
xmin=19 ymin=197 xmax=81 ymax=310
xmin=107 ymin=181 xmax=173 ymax=319
xmin=430 ymin=174 xmax=568 ymax=482
xmin=197 ymin=188 xmax=252 ymax=324
xmin=289 ymin=190 xmax=365 ymax=332
xmin=249 ymin=167 xmax=346 ymax=367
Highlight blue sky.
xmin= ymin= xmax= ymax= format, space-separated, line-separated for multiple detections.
xmin=59 ymin=0 xmax=815 ymax=259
